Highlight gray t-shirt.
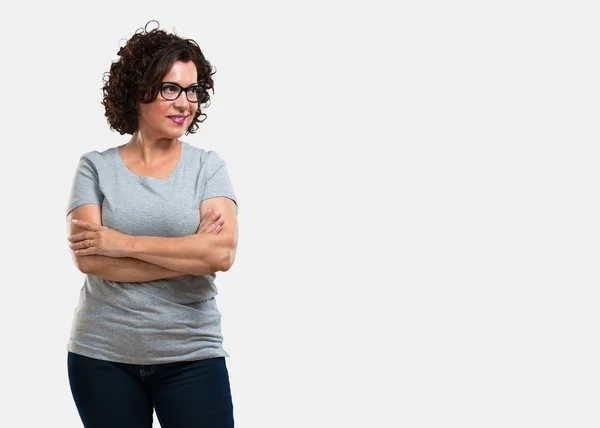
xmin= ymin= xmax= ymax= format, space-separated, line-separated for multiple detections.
xmin=66 ymin=141 xmax=237 ymax=364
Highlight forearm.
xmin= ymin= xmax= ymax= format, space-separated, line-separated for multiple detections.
xmin=127 ymin=234 xmax=230 ymax=276
xmin=81 ymin=255 xmax=188 ymax=282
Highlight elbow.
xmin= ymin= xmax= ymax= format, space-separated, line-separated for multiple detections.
xmin=217 ymin=247 xmax=236 ymax=272
xmin=71 ymin=251 xmax=89 ymax=274
xmin=74 ymin=255 xmax=95 ymax=274
xmin=77 ymin=258 xmax=92 ymax=274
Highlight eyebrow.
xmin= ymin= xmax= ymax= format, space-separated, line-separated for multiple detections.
xmin=163 ymin=81 xmax=199 ymax=88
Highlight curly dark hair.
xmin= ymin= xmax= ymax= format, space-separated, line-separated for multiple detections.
xmin=101 ymin=21 xmax=215 ymax=135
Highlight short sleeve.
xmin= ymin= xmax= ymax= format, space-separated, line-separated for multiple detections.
xmin=66 ymin=153 xmax=104 ymax=217
xmin=201 ymin=151 xmax=238 ymax=213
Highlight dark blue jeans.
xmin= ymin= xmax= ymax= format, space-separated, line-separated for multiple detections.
xmin=67 ymin=352 xmax=234 ymax=428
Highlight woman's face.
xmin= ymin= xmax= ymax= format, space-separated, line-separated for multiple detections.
xmin=137 ymin=60 xmax=199 ymax=139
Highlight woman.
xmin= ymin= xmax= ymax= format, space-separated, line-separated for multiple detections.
xmin=65 ymin=21 xmax=238 ymax=428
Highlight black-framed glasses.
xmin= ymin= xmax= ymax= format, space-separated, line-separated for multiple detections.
xmin=160 ymin=81 xmax=203 ymax=103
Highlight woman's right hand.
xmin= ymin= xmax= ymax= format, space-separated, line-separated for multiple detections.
xmin=196 ymin=208 xmax=225 ymax=234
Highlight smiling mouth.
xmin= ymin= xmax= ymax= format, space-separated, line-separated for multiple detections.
xmin=168 ymin=115 xmax=187 ymax=124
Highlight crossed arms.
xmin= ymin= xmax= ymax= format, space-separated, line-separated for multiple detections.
xmin=66 ymin=198 xmax=238 ymax=282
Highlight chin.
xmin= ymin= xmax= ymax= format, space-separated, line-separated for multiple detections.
xmin=163 ymin=129 xmax=186 ymax=139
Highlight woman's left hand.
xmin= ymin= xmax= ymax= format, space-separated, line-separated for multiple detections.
xmin=68 ymin=220 xmax=133 ymax=258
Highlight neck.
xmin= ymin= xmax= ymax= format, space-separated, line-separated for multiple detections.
xmin=126 ymin=131 xmax=180 ymax=164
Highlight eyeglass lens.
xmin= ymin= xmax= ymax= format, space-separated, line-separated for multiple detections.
xmin=161 ymin=83 xmax=201 ymax=102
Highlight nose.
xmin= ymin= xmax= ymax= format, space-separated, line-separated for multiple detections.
xmin=173 ymin=91 xmax=189 ymax=109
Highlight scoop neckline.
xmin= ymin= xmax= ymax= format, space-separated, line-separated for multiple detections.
xmin=115 ymin=141 xmax=185 ymax=181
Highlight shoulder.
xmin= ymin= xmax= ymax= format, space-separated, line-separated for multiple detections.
xmin=182 ymin=141 xmax=226 ymax=171
xmin=78 ymin=147 xmax=114 ymax=167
